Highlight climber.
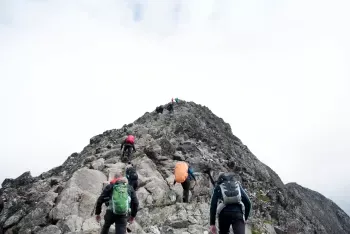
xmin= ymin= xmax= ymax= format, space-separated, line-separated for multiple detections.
xmin=173 ymin=161 xmax=196 ymax=203
xmin=209 ymin=172 xmax=251 ymax=234
xmin=125 ymin=162 xmax=139 ymax=191
xmin=156 ymin=105 xmax=164 ymax=114
xmin=0 ymin=196 xmax=3 ymax=213
xmin=121 ymin=134 xmax=136 ymax=158
xmin=0 ymin=196 xmax=4 ymax=234
xmin=166 ymin=102 xmax=174 ymax=113
xmin=95 ymin=170 xmax=139 ymax=234
xmin=175 ymin=97 xmax=179 ymax=103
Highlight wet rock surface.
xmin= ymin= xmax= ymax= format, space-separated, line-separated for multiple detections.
xmin=1 ymin=101 xmax=349 ymax=234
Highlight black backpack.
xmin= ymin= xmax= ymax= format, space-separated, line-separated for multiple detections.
xmin=126 ymin=167 xmax=138 ymax=180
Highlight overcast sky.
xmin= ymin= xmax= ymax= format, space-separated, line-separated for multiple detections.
xmin=1 ymin=0 xmax=349 ymax=215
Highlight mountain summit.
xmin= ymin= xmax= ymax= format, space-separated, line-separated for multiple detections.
xmin=1 ymin=101 xmax=349 ymax=234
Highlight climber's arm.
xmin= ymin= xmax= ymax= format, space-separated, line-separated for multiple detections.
xmin=240 ymin=185 xmax=251 ymax=221
xmin=129 ymin=187 xmax=139 ymax=218
xmin=95 ymin=184 xmax=112 ymax=215
xmin=188 ymin=167 xmax=196 ymax=181
xmin=209 ymin=186 xmax=220 ymax=225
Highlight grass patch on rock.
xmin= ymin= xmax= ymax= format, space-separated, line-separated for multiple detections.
xmin=257 ymin=190 xmax=270 ymax=203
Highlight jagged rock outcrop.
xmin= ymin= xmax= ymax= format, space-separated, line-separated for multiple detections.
xmin=1 ymin=101 xmax=349 ymax=234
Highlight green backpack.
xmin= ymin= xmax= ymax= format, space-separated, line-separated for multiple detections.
xmin=111 ymin=182 xmax=130 ymax=215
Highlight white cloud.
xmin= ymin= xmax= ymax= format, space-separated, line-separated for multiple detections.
xmin=0 ymin=0 xmax=349 ymax=214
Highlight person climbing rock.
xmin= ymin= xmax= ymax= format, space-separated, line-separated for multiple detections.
xmin=209 ymin=172 xmax=251 ymax=234
xmin=167 ymin=102 xmax=174 ymax=113
xmin=121 ymin=134 xmax=136 ymax=158
xmin=173 ymin=161 xmax=196 ymax=203
xmin=156 ymin=105 xmax=164 ymax=114
xmin=175 ymin=97 xmax=179 ymax=103
xmin=125 ymin=162 xmax=138 ymax=191
xmin=0 ymin=196 xmax=3 ymax=213
xmin=95 ymin=171 xmax=139 ymax=234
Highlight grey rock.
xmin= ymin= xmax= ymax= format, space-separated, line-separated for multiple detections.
xmin=159 ymin=138 xmax=175 ymax=156
xmin=56 ymin=215 xmax=84 ymax=233
xmin=49 ymin=168 xmax=107 ymax=221
xmin=84 ymin=156 xmax=96 ymax=165
xmin=37 ymin=225 xmax=61 ymax=234
xmin=144 ymin=141 xmax=162 ymax=160
xmin=1 ymin=172 xmax=34 ymax=189
xmin=91 ymin=158 xmax=105 ymax=171
xmin=104 ymin=157 xmax=118 ymax=164
xmin=16 ymin=200 xmax=54 ymax=231
xmin=3 ymin=209 xmax=25 ymax=229
xmin=172 ymin=152 xmax=185 ymax=161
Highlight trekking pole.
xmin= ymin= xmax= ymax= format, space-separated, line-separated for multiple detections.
xmin=207 ymin=171 xmax=215 ymax=186
xmin=90 ymin=201 xmax=97 ymax=216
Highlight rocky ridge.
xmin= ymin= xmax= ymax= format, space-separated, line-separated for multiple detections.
xmin=1 ymin=101 xmax=349 ymax=234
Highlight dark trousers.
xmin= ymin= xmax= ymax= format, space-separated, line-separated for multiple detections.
xmin=122 ymin=145 xmax=132 ymax=157
xmin=101 ymin=210 xmax=128 ymax=234
xmin=218 ymin=212 xmax=245 ymax=234
xmin=181 ymin=178 xmax=191 ymax=203
xmin=128 ymin=179 xmax=138 ymax=191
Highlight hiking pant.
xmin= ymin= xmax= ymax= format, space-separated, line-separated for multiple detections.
xmin=181 ymin=178 xmax=191 ymax=203
xmin=128 ymin=179 xmax=138 ymax=191
xmin=122 ymin=145 xmax=132 ymax=157
xmin=218 ymin=212 xmax=245 ymax=234
xmin=101 ymin=210 xmax=128 ymax=234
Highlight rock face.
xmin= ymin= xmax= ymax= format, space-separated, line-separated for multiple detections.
xmin=0 ymin=101 xmax=349 ymax=234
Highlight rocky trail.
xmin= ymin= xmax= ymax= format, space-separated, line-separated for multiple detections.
xmin=1 ymin=101 xmax=349 ymax=234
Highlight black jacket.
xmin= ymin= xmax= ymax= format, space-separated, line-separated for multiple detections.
xmin=126 ymin=166 xmax=138 ymax=181
xmin=121 ymin=140 xmax=136 ymax=151
xmin=210 ymin=182 xmax=251 ymax=225
xmin=95 ymin=180 xmax=139 ymax=218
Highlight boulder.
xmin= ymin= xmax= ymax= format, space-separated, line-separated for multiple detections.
xmin=56 ymin=215 xmax=84 ymax=233
xmin=37 ymin=225 xmax=61 ymax=234
xmin=91 ymin=158 xmax=105 ymax=171
xmin=49 ymin=168 xmax=107 ymax=221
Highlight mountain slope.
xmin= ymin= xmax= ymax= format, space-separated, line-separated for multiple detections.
xmin=0 ymin=101 xmax=349 ymax=234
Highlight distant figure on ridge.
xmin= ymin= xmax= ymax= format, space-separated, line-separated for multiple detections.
xmin=121 ymin=134 xmax=136 ymax=159
xmin=95 ymin=171 xmax=139 ymax=234
xmin=167 ymin=100 xmax=174 ymax=113
xmin=156 ymin=105 xmax=164 ymax=114
xmin=175 ymin=97 xmax=179 ymax=103
xmin=0 ymin=196 xmax=4 ymax=213
xmin=173 ymin=161 xmax=196 ymax=203
xmin=209 ymin=172 xmax=251 ymax=234
xmin=125 ymin=162 xmax=138 ymax=191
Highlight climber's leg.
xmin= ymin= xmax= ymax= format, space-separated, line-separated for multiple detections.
xmin=218 ymin=212 xmax=231 ymax=234
xmin=181 ymin=178 xmax=191 ymax=203
xmin=232 ymin=219 xmax=245 ymax=234
xmin=129 ymin=179 xmax=138 ymax=191
xmin=114 ymin=215 xmax=128 ymax=234
xmin=101 ymin=210 xmax=115 ymax=234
